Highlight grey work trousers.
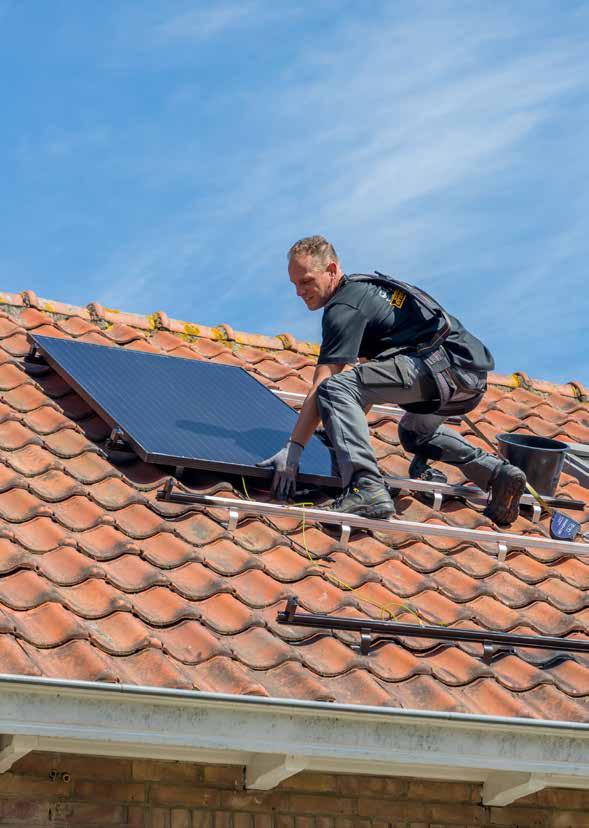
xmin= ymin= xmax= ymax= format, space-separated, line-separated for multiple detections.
xmin=315 ymin=354 xmax=502 ymax=489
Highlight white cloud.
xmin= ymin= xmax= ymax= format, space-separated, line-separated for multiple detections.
xmin=91 ymin=1 xmax=589 ymax=381
xmin=155 ymin=2 xmax=256 ymax=42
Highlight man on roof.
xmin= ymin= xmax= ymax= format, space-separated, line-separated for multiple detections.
xmin=259 ymin=235 xmax=526 ymax=524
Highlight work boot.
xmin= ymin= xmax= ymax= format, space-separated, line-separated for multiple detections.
xmin=330 ymin=475 xmax=396 ymax=519
xmin=484 ymin=463 xmax=526 ymax=525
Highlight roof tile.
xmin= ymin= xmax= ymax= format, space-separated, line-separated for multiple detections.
xmin=427 ymin=646 xmax=491 ymax=686
xmin=367 ymin=642 xmax=428 ymax=682
xmin=158 ymin=619 xmax=227 ymax=664
xmin=259 ymin=661 xmax=335 ymax=702
xmin=188 ymin=656 xmax=269 ymax=696
xmin=77 ymin=525 xmax=140 ymax=560
xmin=43 ymin=429 xmax=96 ymax=458
xmin=0 ymin=420 xmax=40 ymax=450
xmin=38 ymin=546 xmax=105 ymax=585
xmin=12 ymin=517 xmax=70 ymax=552
xmin=131 ymin=586 xmax=200 ymax=626
xmin=260 ymin=545 xmax=312 ymax=581
xmin=1 ymin=332 xmax=30 ymax=357
xmin=20 ymin=639 xmax=119 ymax=683
xmin=229 ymin=626 xmax=293 ymax=670
xmin=85 ymin=611 xmax=160 ymax=655
xmin=139 ymin=532 xmax=197 ymax=568
xmin=23 ymin=405 xmax=75 ymax=435
xmin=12 ymin=602 xmax=88 ymax=646
xmin=173 ymin=513 xmax=226 ymax=546
xmin=62 ymin=452 xmax=119 ymax=484
xmin=547 ymin=659 xmax=589 ymax=696
xmin=0 ymin=634 xmax=41 ymax=675
xmin=197 ymin=593 xmax=254 ymax=634
xmin=0 ymin=538 xmax=31 ymax=574
xmin=0 ymin=293 xmax=587 ymax=717
xmin=101 ymin=554 xmax=168 ymax=592
xmin=166 ymin=562 xmax=223 ymax=600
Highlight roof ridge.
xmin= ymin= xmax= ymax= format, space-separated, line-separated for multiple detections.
xmin=1 ymin=288 xmax=586 ymax=401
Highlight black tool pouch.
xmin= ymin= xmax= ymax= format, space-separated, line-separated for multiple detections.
xmin=422 ymin=347 xmax=486 ymax=416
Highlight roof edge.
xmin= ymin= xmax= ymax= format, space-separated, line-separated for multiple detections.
xmin=1 ymin=288 xmax=586 ymax=399
xmin=1 ymin=673 xmax=588 ymax=733
xmin=1 ymin=674 xmax=588 ymax=801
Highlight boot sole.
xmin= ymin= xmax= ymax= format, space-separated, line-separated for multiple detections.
xmin=485 ymin=469 xmax=526 ymax=525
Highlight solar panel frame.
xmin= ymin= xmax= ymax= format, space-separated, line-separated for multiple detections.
xmin=29 ymin=334 xmax=342 ymax=487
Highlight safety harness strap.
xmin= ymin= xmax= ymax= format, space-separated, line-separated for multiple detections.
xmin=347 ymin=272 xmax=484 ymax=416
xmin=347 ymin=271 xmax=452 ymax=353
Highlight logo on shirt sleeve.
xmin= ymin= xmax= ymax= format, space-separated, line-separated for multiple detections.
xmin=390 ymin=288 xmax=406 ymax=309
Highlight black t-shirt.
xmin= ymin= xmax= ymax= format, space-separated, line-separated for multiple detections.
xmin=318 ymin=275 xmax=494 ymax=372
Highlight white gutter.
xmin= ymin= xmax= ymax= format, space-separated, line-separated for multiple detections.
xmin=0 ymin=674 xmax=588 ymax=806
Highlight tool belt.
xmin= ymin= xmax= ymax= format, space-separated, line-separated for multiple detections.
xmin=421 ymin=346 xmax=486 ymax=416
xmin=348 ymin=272 xmax=487 ymax=416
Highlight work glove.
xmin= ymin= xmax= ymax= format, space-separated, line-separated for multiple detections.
xmin=257 ymin=440 xmax=304 ymax=500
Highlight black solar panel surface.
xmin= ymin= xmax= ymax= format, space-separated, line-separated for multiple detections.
xmin=31 ymin=335 xmax=340 ymax=485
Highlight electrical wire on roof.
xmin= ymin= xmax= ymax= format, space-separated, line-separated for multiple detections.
xmin=240 ymin=476 xmax=426 ymax=626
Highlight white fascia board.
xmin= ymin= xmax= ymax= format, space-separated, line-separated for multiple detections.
xmin=0 ymin=676 xmax=588 ymax=797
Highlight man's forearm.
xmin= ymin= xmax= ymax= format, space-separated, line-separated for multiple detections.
xmin=290 ymin=386 xmax=322 ymax=446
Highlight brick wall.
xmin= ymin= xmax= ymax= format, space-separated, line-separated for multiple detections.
xmin=0 ymin=752 xmax=587 ymax=828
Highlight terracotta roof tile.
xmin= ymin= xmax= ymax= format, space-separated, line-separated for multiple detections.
xmin=101 ymin=554 xmax=168 ymax=592
xmin=367 ymin=642 xmax=428 ymax=682
xmin=11 ymin=517 xmax=70 ymax=552
xmin=139 ymin=532 xmax=197 ymax=568
xmin=197 ymin=593 xmax=254 ymax=634
xmin=12 ymin=602 xmax=88 ymax=647
xmin=548 ymin=659 xmax=589 ymax=696
xmin=1 ymin=332 xmax=30 ymax=357
xmin=77 ymin=525 xmax=139 ymax=560
xmin=0 ymin=420 xmax=41 ymax=450
xmin=258 ymin=661 xmax=334 ymax=702
xmin=258 ymin=546 xmax=309 ymax=582
xmin=63 ymin=453 xmax=119 ymax=484
xmin=157 ymin=619 xmax=226 ymax=664
xmin=19 ymin=639 xmax=119 ymax=683
xmin=230 ymin=626 xmax=293 ymax=669
xmin=37 ymin=546 xmax=105 ymax=585
xmin=0 ymin=634 xmax=41 ymax=675
xmin=0 ymin=293 xmax=586 ymax=719
xmin=23 ymin=405 xmax=75 ymax=435
xmin=188 ymin=656 xmax=268 ymax=696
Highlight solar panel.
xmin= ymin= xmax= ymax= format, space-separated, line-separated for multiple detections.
xmin=29 ymin=335 xmax=341 ymax=487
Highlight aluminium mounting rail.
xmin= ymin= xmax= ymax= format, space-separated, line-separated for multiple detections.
xmin=272 ymin=389 xmax=462 ymax=424
xmin=385 ymin=474 xmax=585 ymax=521
xmin=156 ymin=483 xmax=589 ymax=560
xmin=276 ymin=596 xmax=589 ymax=659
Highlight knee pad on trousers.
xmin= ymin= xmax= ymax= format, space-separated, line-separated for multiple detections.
xmin=398 ymin=423 xmax=445 ymax=461
xmin=398 ymin=423 xmax=479 ymax=464
xmin=398 ymin=423 xmax=425 ymax=454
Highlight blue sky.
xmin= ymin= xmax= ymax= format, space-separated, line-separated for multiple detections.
xmin=2 ymin=1 xmax=588 ymax=384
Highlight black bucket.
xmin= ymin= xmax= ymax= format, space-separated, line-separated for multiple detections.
xmin=496 ymin=433 xmax=568 ymax=496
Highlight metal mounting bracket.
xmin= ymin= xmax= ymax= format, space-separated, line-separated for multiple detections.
xmin=497 ymin=543 xmax=508 ymax=562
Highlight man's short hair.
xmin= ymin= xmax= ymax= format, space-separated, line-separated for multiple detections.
xmin=287 ymin=235 xmax=339 ymax=267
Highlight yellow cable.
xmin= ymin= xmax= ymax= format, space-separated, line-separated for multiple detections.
xmin=239 ymin=481 xmax=428 ymax=629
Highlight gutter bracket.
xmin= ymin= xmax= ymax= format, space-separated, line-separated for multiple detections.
xmin=246 ymin=753 xmax=306 ymax=790
xmin=483 ymin=771 xmax=548 ymax=806
xmin=0 ymin=735 xmax=38 ymax=773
